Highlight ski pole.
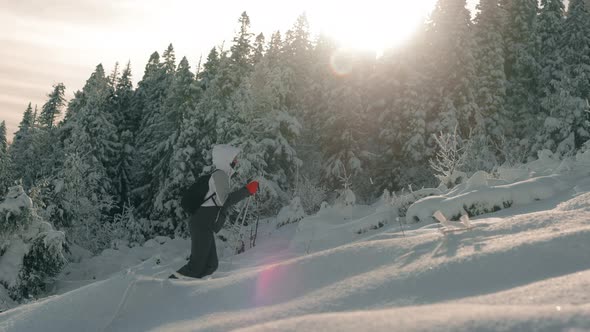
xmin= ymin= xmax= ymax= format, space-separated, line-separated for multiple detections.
xmin=252 ymin=195 xmax=260 ymax=247
xmin=397 ymin=216 xmax=406 ymax=237
xmin=235 ymin=196 xmax=252 ymax=254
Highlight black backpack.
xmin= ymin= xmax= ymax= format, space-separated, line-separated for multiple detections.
xmin=180 ymin=171 xmax=218 ymax=214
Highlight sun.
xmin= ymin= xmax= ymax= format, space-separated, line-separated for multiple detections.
xmin=307 ymin=1 xmax=435 ymax=54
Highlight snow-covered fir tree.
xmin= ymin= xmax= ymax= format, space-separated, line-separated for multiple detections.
xmin=252 ymin=33 xmax=266 ymax=65
xmin=38 ymin=83 xmax=66 ymax=130
xmin=234 ymin=48 xmax=303 ymax=213
xmin=536 ymin=0 xmax=565 ymax=94
xmin=62 ymin=64 xmax=119 ymax=201
xmin=47 ymin=152 xmax=114 ymax=253
xmin=426 ymin=0 xmax=481 ymax=138
xmin=504 ymin=0 xmax=540 ymax=147
xmin=537 ymin=0 xmax=590 ymax=153
xmin=153 ymin=56 xmax=199 ymax=230
xmin=35 ymin=84 xmax=67 ymax=183
xmin=9 ymin=104 xmax=37 ymax=188
xmin=0 ymin=121 xmax=7 ymax=154
xmin=197 ymin=47 xmax=221 ymax=92
xmin=282 ymin=13 xmax=313 ymax=120
xmin=321 ymin=60 xmax=369 ymax=191
xmin=0 ymin=121 xmax=11 ymax=195
xmin=473 ymin=0 xmax=508 ymax=144
xmin=0 ymin=185 xmax=66 ymax=302
xmin=47 ymin=64 xmax=119 ymax=252
xmin=229 ymin=12 xmax=255 ymax=86
xmin=375 ymin=27 xmax=435 ymax=191
xmin=112 ymin=62 xmax=135 ymax=209
xmin=295 ymin=34 xmax=337 ymax=187
xmin=534 ymin=0 xmax=567 ymax=152
xmin=131 ymin=49 xmax=174 ymax=220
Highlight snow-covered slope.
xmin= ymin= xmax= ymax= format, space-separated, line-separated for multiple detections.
xmin=2 ymin=166 xmax=590 ymax=331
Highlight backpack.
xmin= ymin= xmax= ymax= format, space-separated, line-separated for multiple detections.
xmin=180 ymin=171 xmax=218 ymax=214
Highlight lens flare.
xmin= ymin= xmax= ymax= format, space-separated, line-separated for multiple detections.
xmin=255 ymin=264 xmax=287 ymax=306
xmin=329 ymin=48 xmax=354 ymax=76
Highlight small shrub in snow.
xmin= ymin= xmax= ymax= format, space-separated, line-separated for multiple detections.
xmin=379 ymin=189 xmax=391 ymax=206
xmin=294 ymin=176 xmax=327 ymax=215
xmin=429 ymin=126 xmax=470 ymax=188
xmin=0 ymin=186 xmax=66 ymax=303
xmin=46 ymin=153 xmax=115 ymax=254
xmin=13 ymin=231 xmax=66 ymax=299
xmin=337 ymin=188 xmax=356 ymax=206
xmin=0 ymin=186 xmax=33 ymax=235
xmin=276 ymin=197 xmax=306 ymax=228
xmin=113 ymin=203 xmax=145 ymax=247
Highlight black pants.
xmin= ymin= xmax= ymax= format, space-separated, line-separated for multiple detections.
xmin=177 ymin=207 xmax=221 ymax=278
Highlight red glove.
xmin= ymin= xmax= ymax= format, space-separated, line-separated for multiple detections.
xmin=246 ymin=181 xmax=259 ymax=195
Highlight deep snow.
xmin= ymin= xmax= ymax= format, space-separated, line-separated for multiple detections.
xmin=1 ymin=155 xmax=590 ymax=331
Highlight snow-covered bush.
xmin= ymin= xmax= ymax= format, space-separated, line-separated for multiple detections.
xmin=429 ymin=126 xmax=470 ymax=188
xmin=46 ymin=153 xmax=115 ymax=254
xmin=406 ymin=174 xmax=570 ymax=223
xmin=391 ymin=187 xmax=443 ymax=217
xmin=276 ymin=197 xmax=306 ymax=228
xmin=0 ymin=186 xmax=66 ymax=305
xmin=112 ymin=203 xmax=145 ymax=247
xmin=294 ymin=176 xmax=327 ymax=215
xmin=336 ymin=188 xmax=356 ymax=206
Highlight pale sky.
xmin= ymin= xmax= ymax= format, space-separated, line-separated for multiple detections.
xmin=0 ymin=0 xmax=478 ymax=140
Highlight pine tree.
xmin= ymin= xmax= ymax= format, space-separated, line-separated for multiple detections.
xmin=504 ymin=0 xmax=540 ymax=145
xmin=427 ymin=0 xmax=480 ymax=138
xmin=537 ymin=0 xmax=565 ymax=90
xmin=561 ymin=0 xmax=590 ymax=105
xmin=473 ymin=0 xmax=508 ymax=143
xmin=153 ymin=56 xmax=198 ymax=228
xmin=131 ymin=50 xmax=172 ymax=218
xmin=534 ymin=0 xmax=568 ymax=151
xmin=113 ymin=62 xmax=135 ymax=208
xmin=108 ymin=62 xmax=120 ymax=87
xmin=38 ymin=83 xmax=66 ymax=130
xmin=0 ymin=121 xmax=11 ymax=194
xmin=9 ymin=104 xmax=37 ymax=187
xmin=229 ymin=12 xmax=255 ymax=81
xmin=62 ymin=64 xmax=119 ymax=201
xmin=283 ymin=13 xmax=313 ymax=119
xmin=48 ymin=152 xmax=114 ymax=253
xmin=297 ymin=34 xmax=337 ymax=184
xmin=539 ymin=0 xmax=590 ymax=152
xmin=266 ymin=31 xmax=283 ymax=67
xmin=238 ymin=48 xmax=303 ymax=211
xmin=253 ymin=33 xmax=266 ymax=65
xmin=0 ymin=186 xmax=66 ymax=301
xmin=197 ymin=47 xmax=221 ymax=91
xmin=322 ymin=70 xmax=369 ymax=191
xmin=32 ymin=105 xmax=38 ymax=126
xmin=35 ymin=84 xmax=68 ymax=182
xmin=162 ymin=44 xmax=177 ymax=76
xmin=49 ymin=65 xmax=119 ymax=250
xmin=377 ymin=32 xmax=434 ymax=190
xmin=0 ymin=120 xmax=7 ymax=154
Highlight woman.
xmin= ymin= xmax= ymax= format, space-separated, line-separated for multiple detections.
xmin=172 ymin=144 xmax=259 ymax=279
